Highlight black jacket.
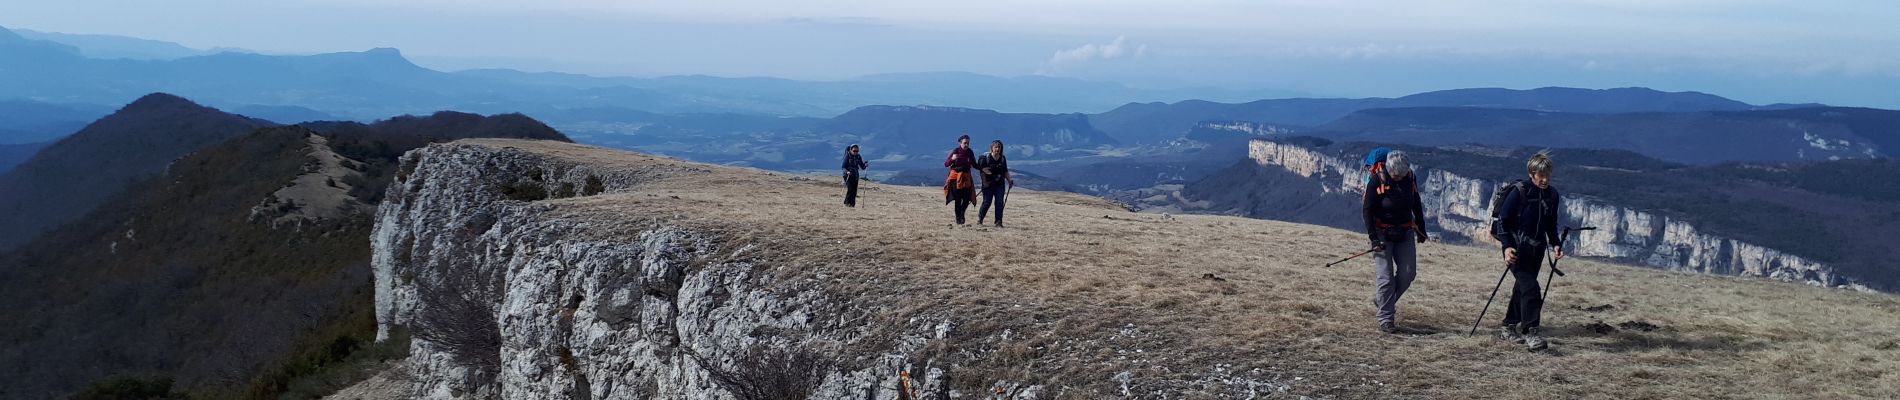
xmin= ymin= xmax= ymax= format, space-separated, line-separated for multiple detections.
xmin=842 ymin=153 xmax=868 ymax=176
xmin=1493 ymin=183 xmax=1562 ymax=249
xmin=1363 ymin=172 xmax=1425 ymax=241
xmin=976 ymin=153 xmax=1009 ymax=188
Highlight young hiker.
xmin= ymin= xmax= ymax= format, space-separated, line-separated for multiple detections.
xmin=976 ymin=140 xmax=1014 ymax=227
xmin=841 ymin=144 xmax=868 ymax=207
xmin=943 ymin=135 xmax=978 ymax=224
xmin=1494 ymin=151 xmax=1564 ymax=351
xmin=1363 ymin=150 xmax=1428 ymax=334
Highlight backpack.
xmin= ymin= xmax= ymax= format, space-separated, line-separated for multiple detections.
xmin=1488 ymin=179 xmax=1528 ymax=237
xmin=1363 ymin=147 xmax=1392 ymax=186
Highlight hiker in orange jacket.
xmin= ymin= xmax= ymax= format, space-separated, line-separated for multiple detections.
xmin=944 ymin=135 xmax=977 ymax=225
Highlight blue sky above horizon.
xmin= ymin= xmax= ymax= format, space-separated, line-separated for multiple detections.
xmin=6 ymin=0 xmax=1897 ymax=108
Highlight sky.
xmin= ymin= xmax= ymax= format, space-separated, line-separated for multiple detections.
xmin=4 ymin=0 xmax=1898 ymax=107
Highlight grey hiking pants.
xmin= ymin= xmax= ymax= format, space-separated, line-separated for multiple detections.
xmin=1372 ymin=229 xmax=1418 ymax=324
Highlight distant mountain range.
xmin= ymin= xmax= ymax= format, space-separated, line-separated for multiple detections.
xmin=0 ymin=25 xmax=1292 ymax=121
xmin=457 ymin=69 xmax=1302 ymax=116
xmin=564 ymin=97 xmax=1898 ymax=176
xmin=0 ymin=93 xmax=272 ymax=251
xmin=561 ymin=104 xmax=1124 ymax=172
xmin=1310 ymin=106 xmax=1898 ymax=164
xmin=1087 ymin=87 xmax=1831 ymax=145
xmin=627 ymin=97 xmax=1894 ymax=174
xmin=12 ymin=28 xmax=244 ymax=60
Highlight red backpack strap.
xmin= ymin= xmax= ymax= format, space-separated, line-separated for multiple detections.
xmin=1371 ymin=165 xmax=1392 ymax=194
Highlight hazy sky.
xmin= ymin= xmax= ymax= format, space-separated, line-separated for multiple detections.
xmin=5 ymin=0 xmax=1897 ymax=107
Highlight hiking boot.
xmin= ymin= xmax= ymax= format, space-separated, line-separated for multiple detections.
xmin=1499 ymin=323 xmax=1523 ymax=343
xmin=1379 ymin=321 xmax=1397 ymax=334
xmin=1523 ymin=326 xmax=1548 ymax=351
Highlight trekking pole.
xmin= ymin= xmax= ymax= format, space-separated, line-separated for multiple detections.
xmin=861 ymin=177 xmax=870 ymax=208
xmin=1468 ymin=261 xmax=1512 ymax=336
xmin=1541 ymin=226 xmax=1596 ymax=300
xmin=1323 ymin=247 xmax=1378 ymax=268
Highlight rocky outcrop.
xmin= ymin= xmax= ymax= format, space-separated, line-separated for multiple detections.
xmin=1246 ymin=139 xmax=1861 ymax=291
xmin=375 ymin=142 xmax=938 ymax=399
xmin=250 ymin=134 xmax=374 ymax=228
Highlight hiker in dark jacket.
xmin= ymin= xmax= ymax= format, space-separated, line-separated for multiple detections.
xmin=1493 ymin=150 xmax=1564 ymax=351
xmin=841 ymin=144 xmax=868 ymax=207
xmin=943 ymin=135 xmax=977 ymax=224
xmin=1363 ymin=150 xmax=1428 ymax=334
xmin=976 ymin=140 xmax=1014 ymax=227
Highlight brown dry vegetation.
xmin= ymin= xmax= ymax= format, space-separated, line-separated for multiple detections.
xmin=473 ymin=139 xmax=1900 ymax=399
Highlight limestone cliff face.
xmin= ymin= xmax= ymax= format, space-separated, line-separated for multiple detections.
xmin=371 ymin=142 xmax=954 ymax=399
xmin=1193 ymin=121 xmax=1296 ymax=137
xmin=1246 ymin=139 xmax=1858 ymax=290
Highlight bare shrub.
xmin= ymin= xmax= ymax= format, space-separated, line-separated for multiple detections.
xmin=690 ymin=343 xmax=835 ymax=400
xmin=411 ymin=265 xmax=505 ymax=375
xmin=582 ymin=175 xmax=605 ymax=196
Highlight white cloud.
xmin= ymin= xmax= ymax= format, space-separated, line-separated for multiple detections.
xmin=1039 ymin=36 xmax=1145 ymax=74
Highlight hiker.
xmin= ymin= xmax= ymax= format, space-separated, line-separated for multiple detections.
xmin=1363 ymin=150 xmax=1428 ymax=334
xmin=976 ymin=140 xmax=1014 ymax=227
xmin=943 ymin=135 xmax=978 ymax=224
xmin=1494 ymin=151 xmax=1564 ymax=351
xmin=841 ymin=144 xmax=868 ymax=207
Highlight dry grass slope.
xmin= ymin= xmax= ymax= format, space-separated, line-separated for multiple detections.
xmin=476 ymin=139 xmax=1900 ymax=399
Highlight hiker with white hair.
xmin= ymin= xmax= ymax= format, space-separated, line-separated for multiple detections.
xmin=1362 ymin=150 xmax=1429 ymax=334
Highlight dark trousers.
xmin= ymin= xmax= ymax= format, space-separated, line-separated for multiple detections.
xmin=843 ymin=173 xmax=859 ymax=207
xmin=951 ymin=188 xmax=974 ymax=224
xmin=1502 ymin=245 xmax=1548 ymax=329
xmin=977 ymin=184 xmax=1005 ymax=225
